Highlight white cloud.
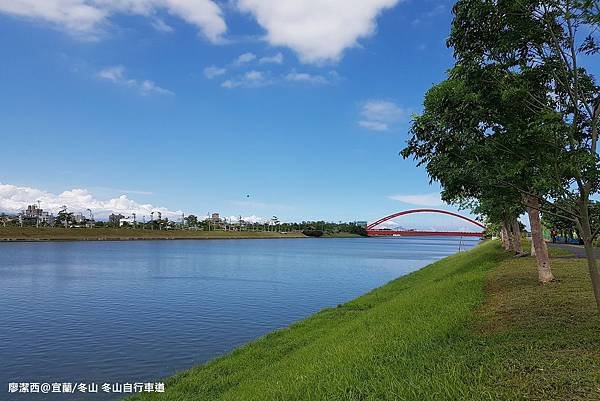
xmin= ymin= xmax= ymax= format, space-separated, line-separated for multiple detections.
xmin=221 ymin=70 xmax=269 ymax=88
xmin=0 ymin=0 xmax=226 ymax=42
xmin=97 ymin=65 xmax=125 ymax=82
xmin=151 ymin=18 xmax=174 ymax=33
xmin=139 ymin=79 xmax=173 ymax=95
xmin=203 ymin=65 xmax=227 ymax=79
xmin=97 ymin=65 xmax=173 ymax=95
xmin=358 ymin=120 xmax=389 ymax=132
xmin=285 ymin=71 xmax=329 ymax=85
xmin=2 ymin=1 xmax=404 ymax=62
xmin=259 ymin=52 xmax=284 ymax=64
xmin=236 ymin=0 xmax=401 ymax=64
xmin=245 ymin=70 xmax=263 ymax=81
xmin=0 ymin=182 xmax=183 ymax=220
xmin=361 ymin=100 xmax=406 ymax=123
xmin=388 ymin=193 xmax=444 ymax=207
xmin=161 ymin=0 xmax=226 ymax=42
xmin=220 ymin=69 xmax=339 ymax=89
xmin=0 ymin=0 xmax=106 ymax=35
xmin=377 ymin=220 xmax=401 ymax=229
xmin=221 ymin=80 xmax=236 ymax=89
xmin=235 ymin=52 xmax=257 ymax=64
xmin=359 ymin=100 xmax=409 ymax=131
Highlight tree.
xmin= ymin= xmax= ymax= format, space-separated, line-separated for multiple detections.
xmin=185 ymin=214 xmax=198 ymax=227
xmin=401 ymin=68 xmax=559 ymax=280
xmin=302 ymin=228 xmax=324 ymax=237
xmin=55 ymin=210 xmax=73 ymax=228
xmin=0 ymin=213 xmax=8 ymax=228
xmin=544 ymin=199 xmax=600 ymax=243
xmin=448 ymin=0 xmax=600 ymax=307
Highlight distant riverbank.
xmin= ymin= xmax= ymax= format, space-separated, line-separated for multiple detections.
xmin=0 ymin=227 xmax=362 ymax=242
xmin=0 ymin=227 xmax=305 ymax=242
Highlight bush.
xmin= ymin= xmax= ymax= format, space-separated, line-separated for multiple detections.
xmin=302 ymin=229 xmax=324 ymax=237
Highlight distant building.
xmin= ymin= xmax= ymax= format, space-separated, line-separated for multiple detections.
xmin=355 ymin=221 xmax=368 ymax=228
xmin=211 ymin=213 xmax=221 ymax=223
xmin=73 ymin=213 xmax=85 ymax=224
xmin=119 ymin=217 xmax=135 ymax=227
xmin=23 ymin=205 xmax=40 ymax=218
xmin=109 ymin=213 xmax=125 ymax=225
xmin=21 ymin=204 xmax=53 ymax=225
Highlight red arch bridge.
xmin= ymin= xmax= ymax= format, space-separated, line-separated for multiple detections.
xmin=366 ymin=209 xmax=485 ymax=238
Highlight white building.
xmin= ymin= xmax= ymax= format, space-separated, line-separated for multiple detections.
xmin=119 ymin=217 xmax=136 ymax=227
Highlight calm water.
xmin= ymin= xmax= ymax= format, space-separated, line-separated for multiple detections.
xmin=0 ymin=237 xmax=477 ymax=400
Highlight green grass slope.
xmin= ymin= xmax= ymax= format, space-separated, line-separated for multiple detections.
xmin=131 ymin=241 xmax=600 ymax=401
xmin=131 ymin=242 xmax=509 ymax=401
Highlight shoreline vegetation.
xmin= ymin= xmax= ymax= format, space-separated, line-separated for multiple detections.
xmin=129 ymin=241 xmax=600 ymax=401
xmin=0 ymin=227 xmax=362 ymax=242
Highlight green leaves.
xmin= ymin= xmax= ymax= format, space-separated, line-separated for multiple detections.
xmin=403 ymin=0 xmax=599 ymax=232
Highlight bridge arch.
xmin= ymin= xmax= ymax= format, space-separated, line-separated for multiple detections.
xmin=367 ymin=209 xmax=485 ymax=231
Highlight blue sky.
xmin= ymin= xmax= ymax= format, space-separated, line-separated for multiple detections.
xmin=0 ymin=0 xmax=484 ymax=230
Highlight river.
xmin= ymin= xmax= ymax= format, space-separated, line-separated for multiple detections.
xmin=0 ymin=236 xmax=477 ymax=400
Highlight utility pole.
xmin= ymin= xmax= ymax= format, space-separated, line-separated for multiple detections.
xmin=36 ymin=200 xmax=41 ymax=228
xmin=87 ymin=208 xmax=94 ymax=228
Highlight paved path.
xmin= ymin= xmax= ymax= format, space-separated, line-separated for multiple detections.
xmin=548 ymin=243 xmax=600 ymax=259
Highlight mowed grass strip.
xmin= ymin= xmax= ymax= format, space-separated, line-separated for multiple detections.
xmin=476 ymin=255 xmax=600 ymax=400
xmin=130 ymin=241 xmax=600 ymax=401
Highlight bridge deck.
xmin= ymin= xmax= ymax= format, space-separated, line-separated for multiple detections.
xmin=367 ymin=230 xmax=483 ymax=237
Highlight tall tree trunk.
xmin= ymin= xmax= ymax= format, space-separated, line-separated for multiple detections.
xmin=524 ymin=195 xmax=554 ymax=283
xmin=500 ymin=222 xmax=510 ymax=250
xmin=511 ymin=218 xmax=523 ymax=254
xmin=503 ymin=218 xmax=514 ymax=252
xmin=578 ymin=199 xmax=600 ymax=310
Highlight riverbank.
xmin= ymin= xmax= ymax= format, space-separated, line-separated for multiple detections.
xmin=322 ymin=232 xmax=362 ymax=238
xmin=0 ymin=227 xmax=307 ymax=242
xmin=130 ymin=241 xmax=600 ymax=401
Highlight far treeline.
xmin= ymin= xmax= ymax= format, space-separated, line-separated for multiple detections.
xmin=122 ymin=217 xmax=367 ymax=237
xmin=402 ymin=1 xmax=600 ymax=308
xmin=0 ymin=212 xmax=368 ymax=238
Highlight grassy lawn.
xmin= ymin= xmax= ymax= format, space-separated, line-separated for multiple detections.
xmin=129 ymin=241 xmax=600 ymax=401
xmin=547 ymin=245 xmax=577 ymax=257
xmin=477 ymin=256 xmax=600 ymax=400
xmin=0 ymin=227 xmax=306 ymax=241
